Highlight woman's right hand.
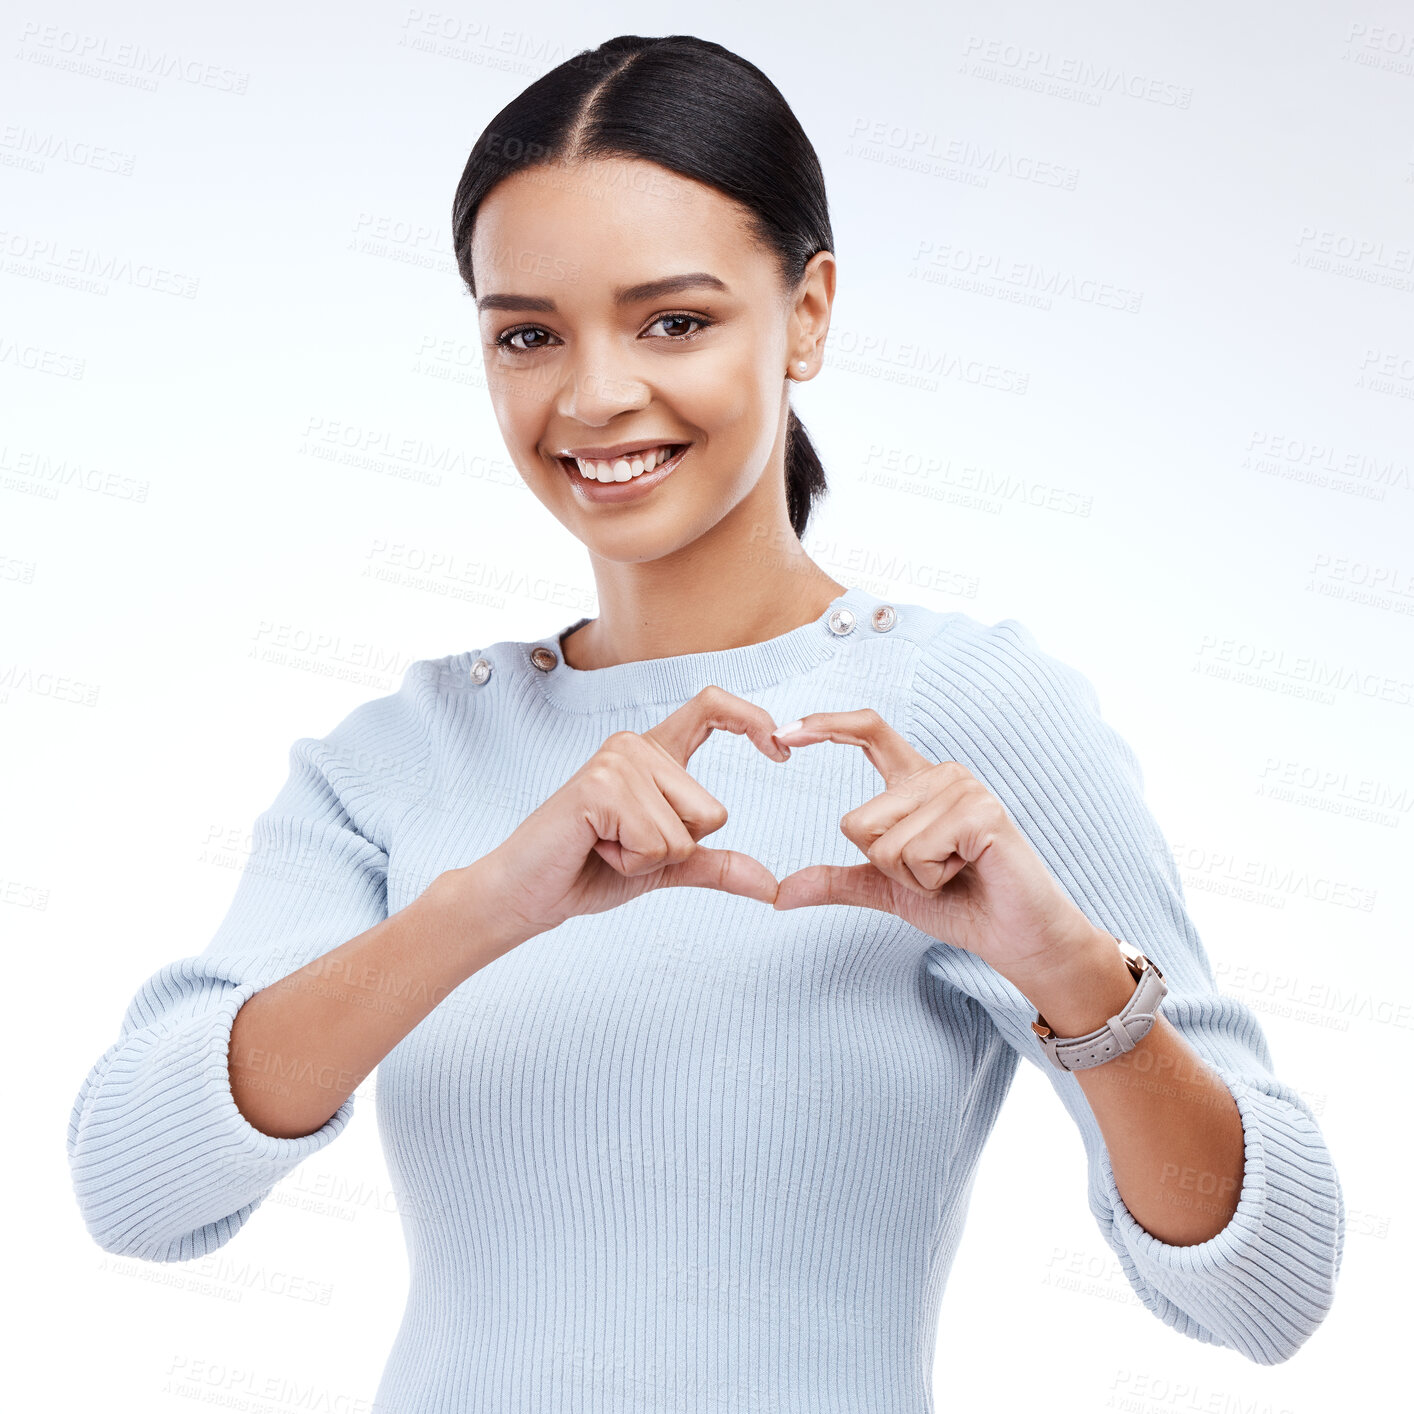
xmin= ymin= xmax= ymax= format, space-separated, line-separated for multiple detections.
xmin=461 ymin=686 xmax=793 ymax=945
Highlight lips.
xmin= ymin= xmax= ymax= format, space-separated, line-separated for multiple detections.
xmin=560 ymin=442 xmax=687 ymax=484
xmin=557 ymin=442 xmax=692 ymax=502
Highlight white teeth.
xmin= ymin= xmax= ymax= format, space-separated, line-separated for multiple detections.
xmin=573 ymin=444 xmax=678 ymax=483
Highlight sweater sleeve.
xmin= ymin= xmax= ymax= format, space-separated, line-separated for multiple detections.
xmin=67 ymin=662 xmax=434 ymax=1263
xmin=908 ymin=615 xmax=1346 ymax=1365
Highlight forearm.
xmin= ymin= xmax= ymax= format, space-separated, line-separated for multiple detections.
xmin=1009 ymin=927 xmax=1246 ymax=1247
xmin=229 ymin=863 xmax=530 ymax=1139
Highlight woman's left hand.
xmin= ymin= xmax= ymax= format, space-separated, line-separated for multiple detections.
xmin=770 ymin=708 xmax=1103 ymax=990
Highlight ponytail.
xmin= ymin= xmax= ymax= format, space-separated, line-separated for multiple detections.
xmin=784 ymin=408 xmax=827 ymax=541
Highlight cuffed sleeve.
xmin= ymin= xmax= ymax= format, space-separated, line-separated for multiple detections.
xmin=910 ymin=615 xmax=1346 ymax=1364
xmin=1087 ymin=1051 xmax=1344 ymax=1363
xmin=67 ymin=662 xmax=435 ymax=1263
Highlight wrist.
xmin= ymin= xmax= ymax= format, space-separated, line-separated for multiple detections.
xmin=1007 ymin=926 xmax=1138 ymax=1038
xmin=425 ymin=863 xmax=539 ymax=971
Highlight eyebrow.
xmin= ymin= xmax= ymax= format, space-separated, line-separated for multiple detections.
xmin=476 ymin=271 xmax=729 ymax=313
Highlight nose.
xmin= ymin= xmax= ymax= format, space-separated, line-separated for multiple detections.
xmin=554 ymin=336 xmax=651 ymax=424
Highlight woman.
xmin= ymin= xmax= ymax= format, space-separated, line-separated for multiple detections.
xmin=68 ymin=33 xmax=1344 ymax=1412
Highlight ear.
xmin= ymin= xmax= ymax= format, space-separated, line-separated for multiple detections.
xmin=788 ymin=249 xmax=836 ymax=368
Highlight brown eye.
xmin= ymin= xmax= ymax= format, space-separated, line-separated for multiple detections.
xmin=644 ymin=313 xmax=713 ymax=340
xmin=495 ymin=326 xmax=556 ymax=352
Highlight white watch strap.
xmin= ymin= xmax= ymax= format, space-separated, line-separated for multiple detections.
xmin=1031 ymin=945 xmax=1168 ymax=1072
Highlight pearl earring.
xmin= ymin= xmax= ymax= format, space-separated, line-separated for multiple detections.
xmin=796 ymin=361 xmax=808 ymax=374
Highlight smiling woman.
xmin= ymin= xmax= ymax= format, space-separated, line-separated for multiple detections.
xmin=450 ymin=36 xmax=844 ymax=666
xmin=67 ymin=31 xmax=1345 ymax=1414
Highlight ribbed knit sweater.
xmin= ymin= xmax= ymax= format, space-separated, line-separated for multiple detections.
xmin=67 ymin=584 xmax=1345 ymax=1412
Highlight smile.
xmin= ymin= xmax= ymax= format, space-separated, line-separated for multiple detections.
xmin=556 ymin=443 xmax=691 ymax=501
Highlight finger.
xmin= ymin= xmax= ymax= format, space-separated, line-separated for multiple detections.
xmin=841 ymin=767 xmax=976 ymax=892
xmin=581 ymin=732 xmax=725 ymax=842
xmin=770 ymin=707 xmax=931 ymax=788
xmin=637 ymin=736 xmax=732 ymax=846
xmin=872 ymin=787 xmax=1005 ymax=893
xmin=587 ymin=765 xmax=701 ymax=878
xmin=587 ymin=744 xmax=766 ymax=896
xmin=588 ymin=808 xmax=673 ymax=878
xmin=630 ymin=736 xmax=734 ymax=846
xmin=646 ymin=684 xmax=793 ymax=768
xmin=772 ymin=862 xmax=893 ymax=913
xmin=839 ymin=760 xmax=966 ymax=852
xmin=590 ymin=733 xmax=733 ymax=855
xmin=655 ymin=845 xmax=780 ymax=906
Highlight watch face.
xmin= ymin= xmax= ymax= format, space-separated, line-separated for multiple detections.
xmin=1114 ymin=939 xmax=1148 ymax=978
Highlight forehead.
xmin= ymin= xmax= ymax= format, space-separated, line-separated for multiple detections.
xmin=470 ymin=156 xmax=768 ymax=298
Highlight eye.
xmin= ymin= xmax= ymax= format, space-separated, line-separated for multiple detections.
xmin=491 ymin=311 xmax=715 ymax=355
xmin=493 ymin=325 xmax=559 ymax=353
xmin=644 ymin=312 xmax=713 ymax=341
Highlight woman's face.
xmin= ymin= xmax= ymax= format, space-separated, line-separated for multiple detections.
xmin=470 ymin=156 xmax=828 ymax=564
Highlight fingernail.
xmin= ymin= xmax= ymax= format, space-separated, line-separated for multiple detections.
xmin=772 ymin=718 xmax=803 ymax=739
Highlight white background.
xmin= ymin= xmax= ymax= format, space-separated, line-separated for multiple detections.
xmin=6 ymin=1 xmax=1410 ymax=1409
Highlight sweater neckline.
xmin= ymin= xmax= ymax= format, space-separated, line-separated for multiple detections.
xmin=525 ymin=583 xmax=887 ymax=711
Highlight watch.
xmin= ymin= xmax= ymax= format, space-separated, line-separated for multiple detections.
xmin=1030 ymin=939 xmax=1168 ymax=1072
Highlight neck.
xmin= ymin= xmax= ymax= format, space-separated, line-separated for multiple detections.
xmin=562 ymin=551 xmax=847 ymax=672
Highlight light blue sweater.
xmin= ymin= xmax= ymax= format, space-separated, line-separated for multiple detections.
xmin=68 ymin=584 xmax=1344 ymax=1411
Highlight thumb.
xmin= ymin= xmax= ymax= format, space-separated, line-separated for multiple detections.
xmin=654 ymin=845 xmax=781 ymax=906
xmin=772 ymin=862 xmax=893 ymax=912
